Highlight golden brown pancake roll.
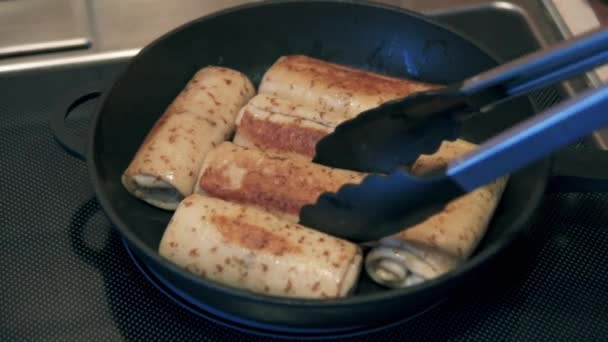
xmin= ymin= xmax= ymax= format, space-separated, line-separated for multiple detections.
xmin=364 ymin=140 xmax=508 ymax=288
xmin=259 ymin=55 xmax=439 ymax=118
xmin=195 ymin=142 xmax=365 ymax=222
xmin=233 ymin=94 xmax=339 ymax=159
xmin=122 ymin=67 xmax=255 ymax=210
xmin=158 ymin=195 xmax=362 ymax=299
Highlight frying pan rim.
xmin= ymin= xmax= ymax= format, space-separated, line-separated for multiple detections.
xmin=88 ymin=0 xmax=548 ymax=308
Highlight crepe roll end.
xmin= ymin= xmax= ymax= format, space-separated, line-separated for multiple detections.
xmin=339 ymin=249 xmax=363 ymax=297
xmin=365 ymin=247 xmax=431 ymax=288
xmin=121 ymin=173 xmax=183 ymax=210
xmin=121 ymin=66 xmax=256 ymax=210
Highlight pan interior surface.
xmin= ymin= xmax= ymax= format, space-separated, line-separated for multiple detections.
xmin=90 ymin=1 xmax=546 ymax=310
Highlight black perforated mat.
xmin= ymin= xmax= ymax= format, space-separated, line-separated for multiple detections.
xmin=2 ymin=9 xmax=608 ymax=340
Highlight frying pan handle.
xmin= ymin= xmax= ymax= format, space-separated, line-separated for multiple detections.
xmin=546 ymin=148 xmax=608 ymax=193
xmin=50 ymin=82 xmax=104 ymax=160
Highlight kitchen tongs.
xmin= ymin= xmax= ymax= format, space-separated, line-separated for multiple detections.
xmin=299 ymin=26 xmax=608 ymax=242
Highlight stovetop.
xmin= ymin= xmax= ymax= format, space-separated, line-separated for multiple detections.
xmin=1 ymin=5 xmax=608 ymax=341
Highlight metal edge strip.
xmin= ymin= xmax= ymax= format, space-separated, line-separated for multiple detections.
xmin=0 ymin=49 xmax=140 ymax=75
xmin=0 ymin=38 xmax=92 ymax=59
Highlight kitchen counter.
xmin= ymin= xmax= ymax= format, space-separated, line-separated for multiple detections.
xmin=0 ymin=0 xmax=562 ymax=72
xmin=2 ymin=0 xmax=606 ymax=148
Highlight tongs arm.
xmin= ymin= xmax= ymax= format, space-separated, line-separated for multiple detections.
xmin=461 ymin=26 xmax=608 ymax=110
xmin=448 ymin=82 xmax=608 ymax=192
xmin=311 ymin=27 xmax=608 ymax=175
xmin=302 ymin=83 xmax=608 ymax=242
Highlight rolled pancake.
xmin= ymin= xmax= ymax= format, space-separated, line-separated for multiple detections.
xmin=195 ymin=141 xmax=365 ymax=222
xmin=158 ymin=194 xmax=363 ymax=299
xmin=233 ymin=94 xmax=340 ymax=159
xmin=122 ymin=66 xmax=255 ymax=210
xmin=364 ymin=140 xmax=508 ymax=288
xmin=259 ymin=55 xmax=439 ymax=118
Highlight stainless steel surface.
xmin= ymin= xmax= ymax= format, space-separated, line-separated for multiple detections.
xmin=87 ymin=0 xmax=560 ymax=51
xmin=542 ymin=0 xmax=608 ymax=148
xmin=461 ymin=25 xmax=608 ymax=97
xmin=0 ymin=0 xmax=91 ymax=58
xmin=0 ymin=0 xmax=564 ymax=70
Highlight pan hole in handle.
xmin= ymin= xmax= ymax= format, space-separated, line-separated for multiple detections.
xmin=50 ymin=82 xmax=103 ymax=160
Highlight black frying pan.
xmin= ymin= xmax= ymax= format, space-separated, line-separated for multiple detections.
xmin=50 ymin=0 xmax=608 ymax=333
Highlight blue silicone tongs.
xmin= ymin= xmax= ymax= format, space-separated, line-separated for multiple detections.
xmin=299 ymin=26 xmax=608 ymax=242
